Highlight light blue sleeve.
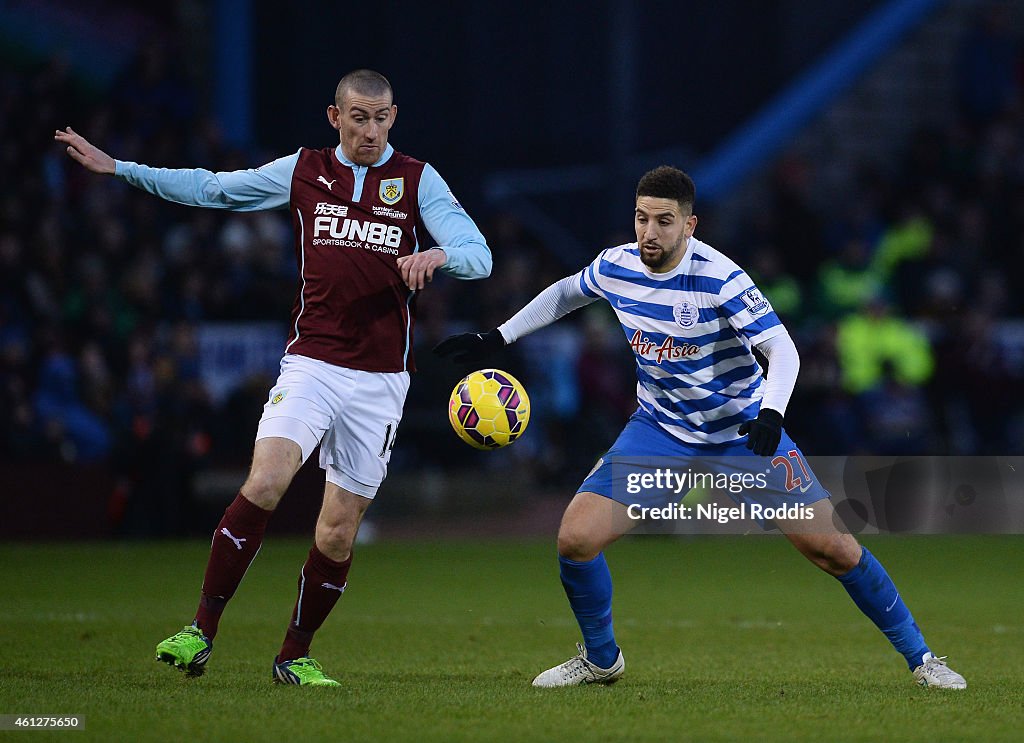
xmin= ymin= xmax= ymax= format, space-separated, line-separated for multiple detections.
xmin=417 ymin=164 xmax=491 ymax=279
xmin=113 ymin=150 xmax=300 ymax=211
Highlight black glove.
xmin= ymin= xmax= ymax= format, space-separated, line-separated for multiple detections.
xmin=432 ymin=328 xmax=505 ymax=363
xmin=738 ymin=408 xmax=783 ymax=456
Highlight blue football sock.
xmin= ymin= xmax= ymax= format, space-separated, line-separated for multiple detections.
xmin=559 ymin=553 xmax=618 ymax=669
xmin=837 ymin=546 xmax=930 ymax=669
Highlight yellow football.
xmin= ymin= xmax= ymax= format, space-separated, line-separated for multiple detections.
xmin=447 ymin=369 xmax=531 ymax=450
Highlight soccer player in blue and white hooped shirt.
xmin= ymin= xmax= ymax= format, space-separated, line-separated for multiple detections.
xmin=435 ymin=166 xmax=966 ymax=689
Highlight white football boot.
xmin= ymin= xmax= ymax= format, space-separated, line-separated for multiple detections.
xmin=912 ymin=652 xmax=967 ymax=689
xmin=531 ymin=643 xmax=625 ymax=687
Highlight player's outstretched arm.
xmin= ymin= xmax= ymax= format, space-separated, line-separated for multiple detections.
xmin=434 ymin=272 xmax=596 ymax=363
xmin=54 ymin=127 xmax=115 ymax=175
xmin=433 ymin=329 xmax=505 ymax=363
xmin=56 ymin=127 xmax=296 ymax=211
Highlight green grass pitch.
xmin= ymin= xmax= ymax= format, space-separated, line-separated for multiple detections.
xmin=1 ymin=536 xmax=1021 ymax=741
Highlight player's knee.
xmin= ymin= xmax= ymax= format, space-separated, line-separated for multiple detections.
xmin=241 ymin=470 xmax=290 ymax=510
xmin=315 ymin=520 xmax=357 ymax=562
xmin=809 ymin=540 xmax=860 ymax=576
xmin=557 ymin=528 xmax=600 ymax=562
xmin=831 ymin=541 xmax=862 ymax=575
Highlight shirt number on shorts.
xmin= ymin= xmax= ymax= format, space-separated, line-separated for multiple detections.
xmin=770 ymin=450 xmax=813 ymax=493
xmin=379 ymin=422 xmax=398 ymax=458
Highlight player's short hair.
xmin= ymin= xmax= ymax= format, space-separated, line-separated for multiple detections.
xmin=636 ymin=166 xmax=696 ymax=214
xmin=335 ymin=69 xmax=394 ymax=107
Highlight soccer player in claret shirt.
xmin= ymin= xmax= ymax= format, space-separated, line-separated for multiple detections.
xmin=435 ymin=166 xmax=966 ymax=690
xmin=57 ymin=69 xmax=491 ymax=686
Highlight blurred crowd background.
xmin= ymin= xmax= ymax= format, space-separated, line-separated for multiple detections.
xmin=2 ymin=0 xmax=1022 ymax=536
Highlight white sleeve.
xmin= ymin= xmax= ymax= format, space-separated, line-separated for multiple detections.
xmin=754 ymin=331 xmax=800 ymax=416
xmin=497 ymin=272 xmax=596 ymax=343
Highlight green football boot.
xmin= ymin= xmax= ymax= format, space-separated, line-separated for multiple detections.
xmin=155 ymin=624 xmax=213 ymax=677
xmin=272 ymin=656 xmax=341 ymax=686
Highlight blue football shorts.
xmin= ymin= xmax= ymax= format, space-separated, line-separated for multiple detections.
xmin=578 ymin=409 xmax=830 ymax=515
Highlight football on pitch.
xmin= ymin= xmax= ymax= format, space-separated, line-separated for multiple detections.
xmin=448 ymin=369 xmax=530 ymax=450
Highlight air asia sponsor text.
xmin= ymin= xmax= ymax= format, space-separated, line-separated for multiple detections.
xmin=629 ymin=329 xmax=699 ymax=363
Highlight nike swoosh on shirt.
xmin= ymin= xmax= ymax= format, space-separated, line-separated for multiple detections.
xmin=885 ymin=594 xmax=900 ymax=612
xmin=616 ymin=301 xmax=639 ymax=308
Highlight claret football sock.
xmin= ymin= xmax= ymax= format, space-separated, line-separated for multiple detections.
xmin=837 ymin=546 xmax=931 ymax=669
xmin=194 ymin=491 xmax=273 ymax=639
xmin=278 ymin=545 xmax=353 ymax=662
xmin=558 ymin=553 xmax=619 ymax=669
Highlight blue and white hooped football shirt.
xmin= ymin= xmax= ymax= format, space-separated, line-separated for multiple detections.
xmin=578 ymin=238 xmax=785 ymax=446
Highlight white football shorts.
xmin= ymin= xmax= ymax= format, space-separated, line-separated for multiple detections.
xmin=255 ymin=354 xmax=410 ymax=499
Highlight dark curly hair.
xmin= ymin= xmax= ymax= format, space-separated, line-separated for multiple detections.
xmin=636 ymin=166 xmax=695 ymax=214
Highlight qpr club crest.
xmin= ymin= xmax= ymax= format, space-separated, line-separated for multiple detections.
xmin=379 ymin=177 xmax=404 ymax=206
xmin=673 ymin=301 xmax=699 ymax=328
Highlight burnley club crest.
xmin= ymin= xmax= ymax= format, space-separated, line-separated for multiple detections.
xmin=379 ymin=178 xmax=404 ymax=206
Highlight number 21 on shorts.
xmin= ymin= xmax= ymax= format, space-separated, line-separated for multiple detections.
xmin=771 ymin=450 xmax=813 ymax=493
